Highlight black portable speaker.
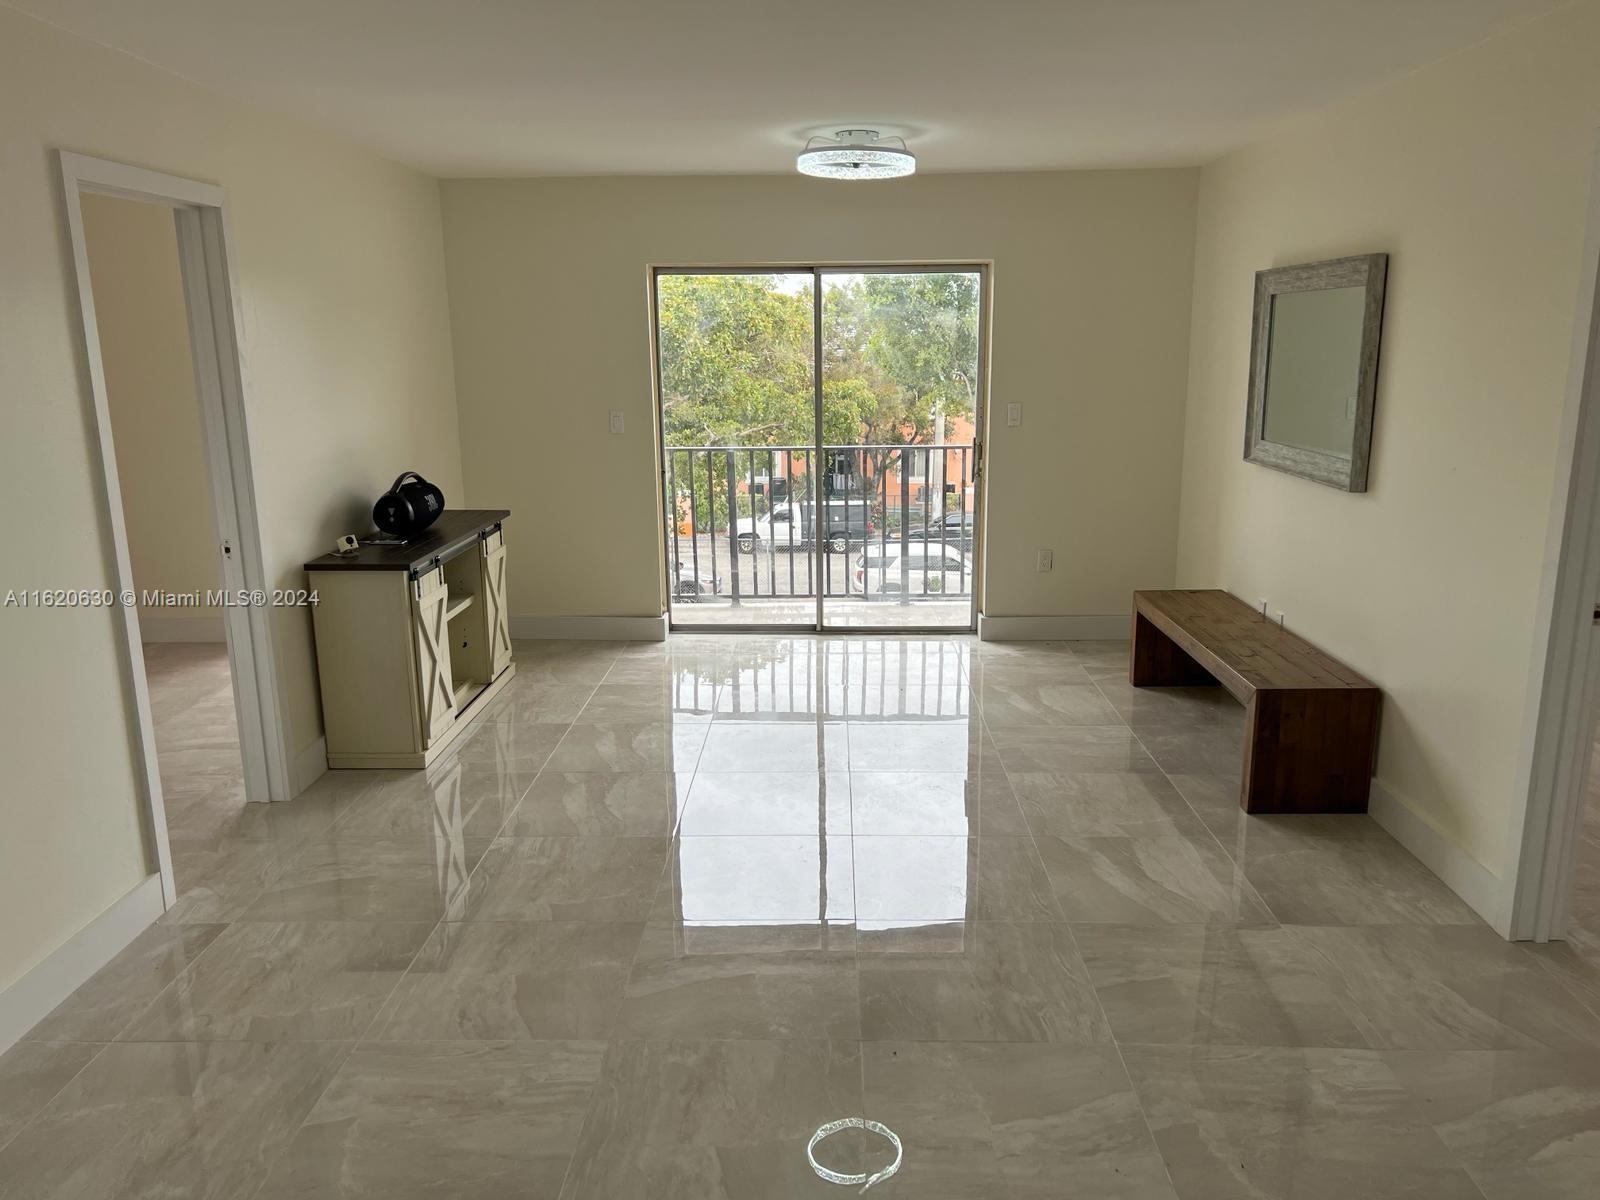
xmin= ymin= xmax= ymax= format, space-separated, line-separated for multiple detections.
xmin=372 ymin=471 xmax=446 ymax=538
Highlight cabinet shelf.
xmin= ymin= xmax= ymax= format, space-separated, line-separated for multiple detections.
xmin=444 ymin=592 xmax=476 ymax=622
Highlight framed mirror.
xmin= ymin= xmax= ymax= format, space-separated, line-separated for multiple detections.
xmin=1245 ymin=253 xmax=1388 ymax=492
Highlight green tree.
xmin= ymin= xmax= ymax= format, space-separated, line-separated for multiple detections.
xmin=858 ymin=271 xmax=980 ymax=440
xmin=657 ymin=271 xmax=980 ymax=533
xmin=657 ymin=274 xmax=813 ymax=446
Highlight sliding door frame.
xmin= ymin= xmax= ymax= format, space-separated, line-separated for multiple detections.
xmin=650 ymin=261 xmax=991 ymax=635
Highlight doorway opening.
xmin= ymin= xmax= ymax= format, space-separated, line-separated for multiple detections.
xmin=652 ymin=264 xmax=988 ymax=632
xmin=1507 ymin=142 xmax=1600 ymax=950
xmin=61 ymin=152 xmax=288 ymax=911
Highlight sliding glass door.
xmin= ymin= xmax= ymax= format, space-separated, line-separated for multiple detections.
xmin=818 ymin=269 xmax=982 ymax=629
xmin=655 ymin=265 xmax=985 ymax=632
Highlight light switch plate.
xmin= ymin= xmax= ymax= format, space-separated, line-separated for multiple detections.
xmin=1007 ymin=403 xmax=1022 ymax=427
xmin=1036 ymin=549 xmax=1053 ymax=572
xmin=609 ymin=410 xmax=625 ymax=435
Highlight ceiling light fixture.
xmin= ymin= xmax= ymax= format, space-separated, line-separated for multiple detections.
xmin=796 ymin=129 xmax=916 ymax=180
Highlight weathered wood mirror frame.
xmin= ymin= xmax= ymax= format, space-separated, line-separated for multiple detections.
xmin=1245 ymin=253 xmax=1388 ymax=492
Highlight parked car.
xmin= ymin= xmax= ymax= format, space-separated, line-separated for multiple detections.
xmin=854 ymin=543 xmax=974 ymax=595
xmin=902 ymin=510 xmax=977 ymax=552
xmin=669 ymin=558 xmax=716 ymax=600
xmin=736 ymin=500 xmax=874 ymax=554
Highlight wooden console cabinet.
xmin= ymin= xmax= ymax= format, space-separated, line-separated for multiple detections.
xmin=306 ymin=509 xmax=515 ymax=768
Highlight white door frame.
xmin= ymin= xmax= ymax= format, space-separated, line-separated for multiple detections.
xmin=1507 ymin=136 xmax=1600 ymax=941
xmin=58 ymin=150 xmax=292 ymax=909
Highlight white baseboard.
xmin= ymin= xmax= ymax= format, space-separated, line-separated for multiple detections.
xmin=137 ymin=613 xmax=226 ymax=642
xmin=0 ymin=873 xmax=164 ymax=1053
xmin=978 ymin=613 xmax=1128 ymax=641
xmin=510 ymin=614 xmax=668 ymax=641
xmin=1368 ymin=779 xmax=1507 ymax=933
xmin=289 ymin=735 xmax=328 ymax=799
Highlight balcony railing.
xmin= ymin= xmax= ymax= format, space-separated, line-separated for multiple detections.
xmin=663 ymin=443 xmax=978 ymax=605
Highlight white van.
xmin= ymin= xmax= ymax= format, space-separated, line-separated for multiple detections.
xmin=736 ymin=501 xmax=873 ymax=553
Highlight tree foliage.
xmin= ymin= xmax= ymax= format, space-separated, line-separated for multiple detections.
xmin=658 ymin=271 xmax=979 ymax=449
xmin=657 ymin=275 xmax=814 ymax=445
xmin=856 ymin=272 xmax=979 ymax=427
xmin=658 ymin=271 xmax=979 ymax=533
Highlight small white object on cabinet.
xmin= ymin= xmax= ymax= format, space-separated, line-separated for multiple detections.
xmin=306 ymin=510 xmax=516 ymax=769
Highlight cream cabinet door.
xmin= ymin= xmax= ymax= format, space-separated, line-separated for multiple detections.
xmin=412 ymin=565 xmax=457 ymax=749
xmin=482 ymin=532 xmax=512 ymax=678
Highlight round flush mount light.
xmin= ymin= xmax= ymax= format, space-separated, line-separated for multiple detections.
xmin=797 ymin=129 xmax=916 ymax=180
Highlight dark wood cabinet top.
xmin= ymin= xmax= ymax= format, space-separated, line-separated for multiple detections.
xmin=305 ymin=510 xmax=509 ymax=574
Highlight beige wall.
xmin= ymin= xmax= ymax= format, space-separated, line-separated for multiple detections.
xmin=81 ymin=193 xmax=222 ymax=629
xmin=1177 ymin=0 xmax=1600 ymax=886
xmin=0 ymin=7 xmax=461 ymax=995
xmin=440 ymin=170 xmax=1198 ymax=623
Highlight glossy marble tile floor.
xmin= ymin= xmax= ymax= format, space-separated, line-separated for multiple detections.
xmin=5 ymin=636 xmax=1600 ymax=1198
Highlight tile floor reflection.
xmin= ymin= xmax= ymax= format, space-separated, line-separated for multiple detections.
xmin=3 ymin=635 xmax=1600 ymax=1197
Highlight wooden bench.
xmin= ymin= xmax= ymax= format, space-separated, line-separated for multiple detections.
xmin=1131 ymin=590 xmax=1380 ymax=814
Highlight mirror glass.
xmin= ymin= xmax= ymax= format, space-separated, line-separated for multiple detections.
xmin=1261 ymin=285 xmax=1367 ymax=458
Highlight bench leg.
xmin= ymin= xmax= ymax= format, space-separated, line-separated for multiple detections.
xmin=1241 ymin=688 xmax=1380 ymax=814
xmin=1130 ymin=612 xmax=1219 ymax=687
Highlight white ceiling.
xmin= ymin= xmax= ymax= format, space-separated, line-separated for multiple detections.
xmin=11 ymin=0 xmax=1562 ymax=176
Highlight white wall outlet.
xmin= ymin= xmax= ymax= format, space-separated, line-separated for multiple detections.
xmin=608 ymin=410 xmax=625 ymax=435
xmin=1007 ymin=402 xmax=1022 ymax=427
xmin=1036 ymin=549 xmax=1053 ymax=572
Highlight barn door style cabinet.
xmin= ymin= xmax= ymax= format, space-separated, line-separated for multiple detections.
xmin=306 ymin=510 xmax=516 ymax=768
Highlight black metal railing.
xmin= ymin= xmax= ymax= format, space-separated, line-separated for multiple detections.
xmin=663 ymin=443 xmax=978 ymax=605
